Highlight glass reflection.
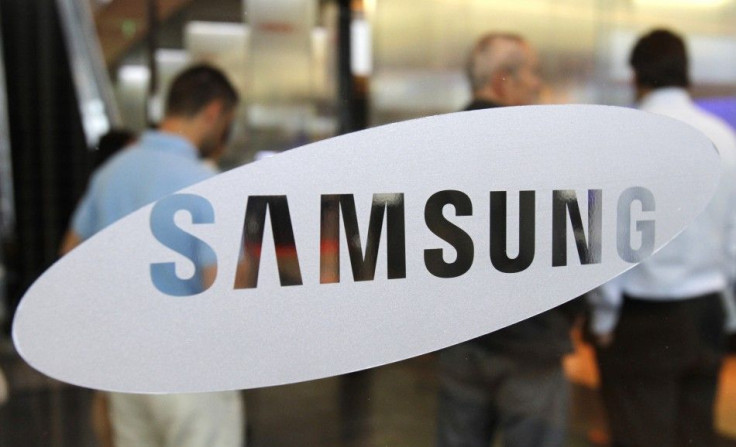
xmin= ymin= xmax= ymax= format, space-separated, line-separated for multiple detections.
xmin=5 ymin=0 xmax=736 ymax=446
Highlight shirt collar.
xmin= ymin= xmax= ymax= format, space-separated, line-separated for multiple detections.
xmin=638 ymin=87 xmax=692 ymax=110
xmin=138 ymin=130 xmax=200 ymax=160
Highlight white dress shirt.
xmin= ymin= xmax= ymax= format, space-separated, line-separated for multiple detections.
xmin=590 ymin=88 xmax=736 ymax=335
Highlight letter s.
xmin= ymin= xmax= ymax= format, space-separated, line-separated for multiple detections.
xmin=424 ymin=190 xmax=474 ymax=278
xmin=150 ymin=194 xmax=217 ymax=296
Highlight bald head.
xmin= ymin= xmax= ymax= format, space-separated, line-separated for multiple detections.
xmin=467 ymin=33 xmax=542 ymax=106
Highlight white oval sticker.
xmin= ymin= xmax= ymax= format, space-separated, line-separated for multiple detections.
xmin=13 ymin=105 xmax=720 ymax=393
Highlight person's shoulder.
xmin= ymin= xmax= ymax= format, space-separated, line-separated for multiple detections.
xmin=163 ymin=156 xmax=216 ymax=190
xmin=691 ymin=107 xmax=736 ymax=151
xmin=647 ymin=95 xmax=736 ymax=153
xmin=184 ymin=155 xmax=216 ymax=177
xmin=699 ymin=109 xmax=736 ymax=140
xmin=685 ymin=108 xmax=736 ymax=173
xmin=93 ymin=143 xmax=144 ymax=178
xmin=463 ymin=99 xmax=501 ymax=111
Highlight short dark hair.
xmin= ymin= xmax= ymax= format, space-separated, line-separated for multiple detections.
xmin=164 ymin=64 xmax=239 ymax=118
xmin=629 ymin=29 xmax=690 ymax=89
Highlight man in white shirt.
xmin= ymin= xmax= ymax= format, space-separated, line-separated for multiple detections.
xmin=588 ymin=29 xmax=736 ymax=447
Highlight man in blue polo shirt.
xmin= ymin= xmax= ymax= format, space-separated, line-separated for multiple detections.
xmin=62 ymin=65 xmax=243 ymax=447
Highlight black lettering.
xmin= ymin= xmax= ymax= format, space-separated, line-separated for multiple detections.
xmin=552 ymin=189 xmax=602 ymax=266
xmin=234 ymin=196 xmax=302 ymax=289
xmin=490 ymin=191 xmax=535 ymax=273
xmin=424 ymin=190 xmax=474 ymax=278
xmin=320 ymin=193 xmax=406 ymax=283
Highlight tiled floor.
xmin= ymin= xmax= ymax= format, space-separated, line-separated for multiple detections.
xmin=1 ymin=338 xmax=735 ymax=447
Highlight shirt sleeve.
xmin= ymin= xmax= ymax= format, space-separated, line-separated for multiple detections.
xmin=587 ymin=275 xmax=624 ymax=336
xmin=719 ymin=148 xmax=736 ymax=332
xmin=70 ymin=187 xmax=97 ymax=240
xmin=724 ymin=168 xmax=736 ymax=284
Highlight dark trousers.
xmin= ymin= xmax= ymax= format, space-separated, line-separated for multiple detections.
xmin=596 ymin=293 xmax=726 ymax=447
xmin=436 ymin=343 xmax=568 ymax=447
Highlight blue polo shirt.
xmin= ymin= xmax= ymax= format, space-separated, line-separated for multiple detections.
xmin=72 ymin=131 xmax=216 ymax=295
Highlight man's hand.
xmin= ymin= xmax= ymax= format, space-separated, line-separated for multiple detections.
xmin=59 ymin=230 xmax=82 ymax=257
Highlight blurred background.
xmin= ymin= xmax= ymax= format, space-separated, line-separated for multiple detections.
xmin=0 ymin=0 xmax=735 ymax=446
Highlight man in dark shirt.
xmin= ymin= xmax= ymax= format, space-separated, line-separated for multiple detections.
xmin=436 ymin=33 xmax=580 ymax=447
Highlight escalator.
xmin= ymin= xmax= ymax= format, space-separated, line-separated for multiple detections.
xmin=0 ymin=0 xmax=118 ymax=330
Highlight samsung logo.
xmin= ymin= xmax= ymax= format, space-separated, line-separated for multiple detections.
xmin=12 ymin=106 xmax=720 ymax=393
xmin=152 ymin=187 xmax=655 ymax=296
